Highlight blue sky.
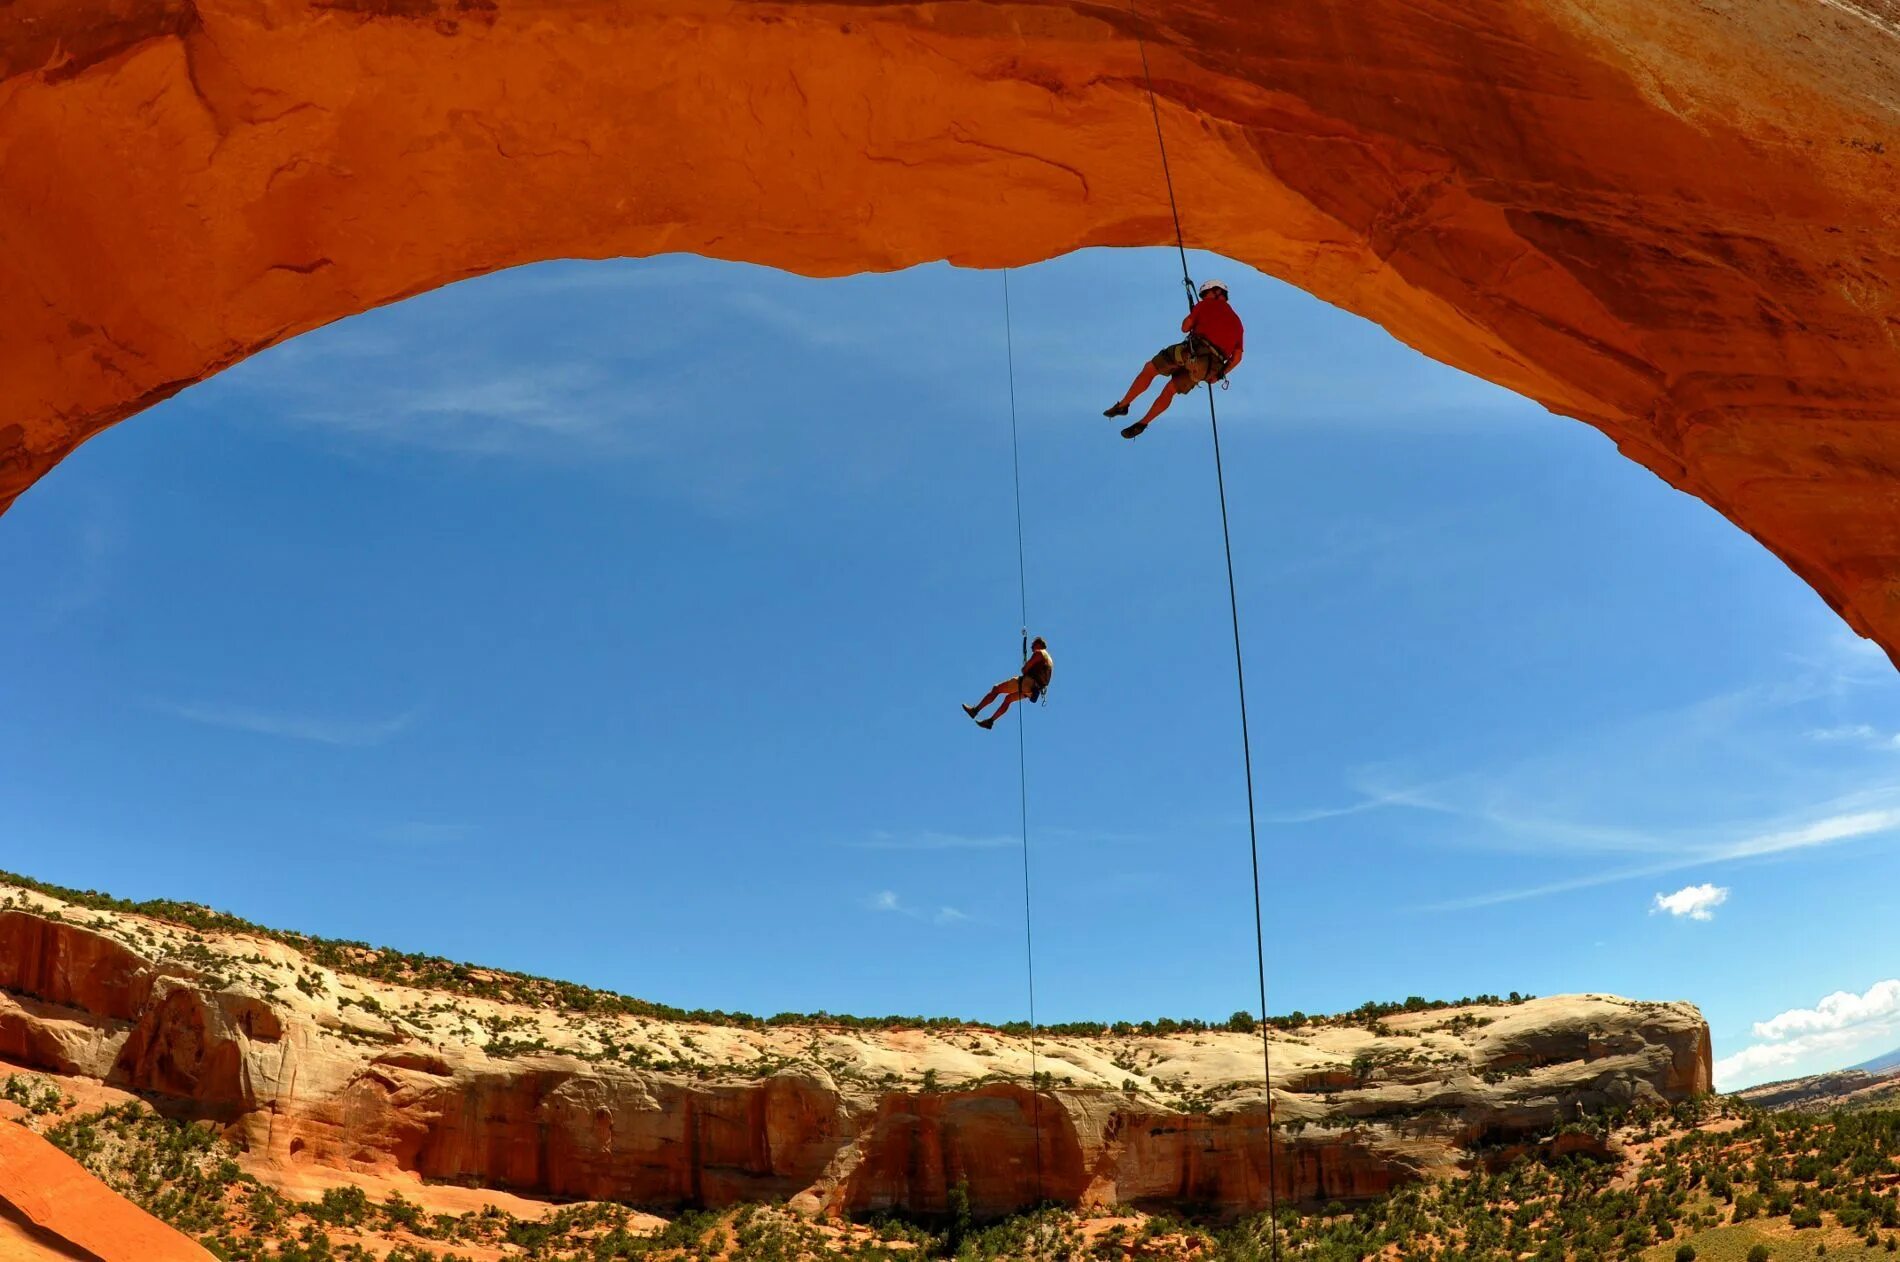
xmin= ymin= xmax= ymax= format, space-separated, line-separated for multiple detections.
xmin=3 ymin=247 xmax=1897 ymax=1091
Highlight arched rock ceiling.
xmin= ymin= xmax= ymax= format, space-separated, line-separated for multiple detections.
xmin=3 ymin=0 xmax=1898 ymax=652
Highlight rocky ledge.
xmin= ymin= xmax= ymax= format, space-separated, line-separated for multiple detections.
xmin=0 ymin=884 xmax=1710 ymax=1219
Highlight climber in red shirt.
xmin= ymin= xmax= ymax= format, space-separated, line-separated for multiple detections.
xmin=1104 ymin=280 xmax=1246 ymax=439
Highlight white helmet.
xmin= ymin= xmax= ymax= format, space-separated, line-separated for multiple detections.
xmin=1198 ymin=279 xmax=1229 ymax=298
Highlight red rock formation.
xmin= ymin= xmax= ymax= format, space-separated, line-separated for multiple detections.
xmin=0 ymin=906 xmax=1716 ymax=1219
xmin=0 ymin=912 xmax=153 ymax=1021
xmin=1 ymin=1 xmax=1898 ymax=655
xmin=0 ymin=1120 xmax=216 ymax=1261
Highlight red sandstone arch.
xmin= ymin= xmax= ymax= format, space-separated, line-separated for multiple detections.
xmin=3 ymin=1 xmax=1898 ymax=652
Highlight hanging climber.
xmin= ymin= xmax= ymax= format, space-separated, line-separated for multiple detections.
xmin=1103 ymin=279 xmax=1245 ymax=439
xmin=962 ymin=637 xmax=1054 ymax=730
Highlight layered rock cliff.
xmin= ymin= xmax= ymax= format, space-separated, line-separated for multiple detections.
xmin=2 ymin=0 xmax=1899 ymax=657
xmin=0 ymin=884 xmax=1713 ymax=1219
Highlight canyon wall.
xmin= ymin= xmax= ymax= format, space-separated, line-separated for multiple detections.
xmin=1 ymin=1 xmax=1899 ymax=656
xmin=0 ymin=901 xmax=1713 ymax=1218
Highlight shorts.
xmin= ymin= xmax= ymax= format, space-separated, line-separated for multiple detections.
xmin=1151 ymin=337 xmax=1226 ymax=390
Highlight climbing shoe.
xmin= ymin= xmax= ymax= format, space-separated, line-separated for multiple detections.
xmin=977 ymin=717 xmax=996 ymax=730
xmin=1103 ymin=402 xmax=1129 ymax=418
xmin=961 ymin=704 xmax=979 ymax=720
xmin=1121 ymin=421 xmax=1148 ymax=439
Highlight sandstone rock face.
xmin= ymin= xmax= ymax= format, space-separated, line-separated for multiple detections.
xmin=1 ymin=1 xmax=1899 ymax=655
xmin=1734 ymin=1063 xmax=1900 ymax=1113
xmin=0 ymin=1119 xmax=216 ymax=1261
xmin=0 ymin=887 xmax=1713 ymax=1219
xmin=0 ymin=911 xmax=154 ymax=1021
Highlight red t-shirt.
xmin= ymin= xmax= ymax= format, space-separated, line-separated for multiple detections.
xmin=1185 ymin=297 xmax=1245 ymax=359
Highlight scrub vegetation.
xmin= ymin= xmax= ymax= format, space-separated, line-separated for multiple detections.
xmin=0 ymin=869 xmax=1531 ymax=1034
xmin=26 ymin=1086 xmax=1900 ymax=1262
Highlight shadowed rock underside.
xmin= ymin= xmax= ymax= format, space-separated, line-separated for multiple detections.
xmin=1 ymin=0 xmax=1899 ymax=655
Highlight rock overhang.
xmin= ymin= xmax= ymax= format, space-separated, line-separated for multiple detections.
xmin=1 ymin=0 xmax=1896 ymax=654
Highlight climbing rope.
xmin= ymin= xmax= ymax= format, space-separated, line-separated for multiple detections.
xmin=1126 ymin=2 xmax=1282 ymax=1254
xmin=1002 ymin=269 xmax=1046 ymax=1210
xmin=1130 ymin=0 xmax=1197 ymax=313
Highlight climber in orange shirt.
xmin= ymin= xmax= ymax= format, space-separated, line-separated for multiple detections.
xmin=1104 ymin=279 xmax=1245 ymax=439
xmin=962 ymin=637 xmax=1054 ymax=730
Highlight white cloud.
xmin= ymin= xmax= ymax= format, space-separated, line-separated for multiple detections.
xmin=154 ymin=699 xmax=417 ymax=747
xmin=1752 ymin=979 xmax=1900 ymax=1040
xmin=1713 ymin=978 xmax=1900 ymax=1090
xmin=869 ymin=890 xmax=901 ymax=913
xmin=1653 ymin=883 xmax=1729 ymax=920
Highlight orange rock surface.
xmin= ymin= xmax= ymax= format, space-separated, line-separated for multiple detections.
xmin=0 ymin=1120 xmax=215 ymax=1261
xmin=0 ymin=1 xmax=1896 ymax=651
xmin=0 ymin=889 xmax=1714 ymax=1220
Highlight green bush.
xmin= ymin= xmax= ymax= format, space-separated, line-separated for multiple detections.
xmin=1676 ymin=1245 xmax=1697 ymax=1262
xmin=941 ymin=1178 xmax=972 ymax=1258
xmin=1749 ymin=1245 xmax=1773 ymax=1262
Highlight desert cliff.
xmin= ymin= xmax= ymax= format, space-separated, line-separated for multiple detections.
xmin=0 ymin=882 xmax=1712 ymax=1220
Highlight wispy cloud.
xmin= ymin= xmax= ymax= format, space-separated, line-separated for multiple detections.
xmin=154 ymin=699 xmax=418 ymax=747
xmin=846 ymin=831 xmax=1017 ymax=852
xmin=1426 ymin=796 xmax=1900 ymax=911
xmin=865 ymin=890 xmax=969 ymax=926
xmin=31 ymin=497 xmax=123 ymax=633
xmin=724 ymin=291 xmax=860 ymax=350
xmin=1808 ymin=724 xmax=1881 ymax=742
xmin=1805 ymin=724 xmax=1900 ymax=750
xmin=492 ymin=258 xmax=705 ymax=296
xmin=372 ymin=821 xmax=474 ymax=845
xmin=1715 ymin=978 xmax=1900 ymax=1090
xmin=1260 ymin=623 xmax=1900 ymax=913
xmin=1781 ymin=626 xmax=1894 ymax=699
xmin=292 ymin=365 xmax=654 ymax=460
xmin=1263 ymin=784 xmax=1443 ymax=826
xmin=1652 ymin=883 xmax=1728 ymax=921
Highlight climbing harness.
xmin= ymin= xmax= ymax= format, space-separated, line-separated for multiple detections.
xmin=1127 ymin=0 xmax=1282 ymax=1253
xmin=1002 ymin=269 xmax=1047 ymax=1209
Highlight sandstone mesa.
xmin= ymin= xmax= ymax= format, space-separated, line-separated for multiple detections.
xmin=1 ymin=0 xmax=1898 ymax=655
xmin=0 ymin=882 xmax=1711 ymax=1222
